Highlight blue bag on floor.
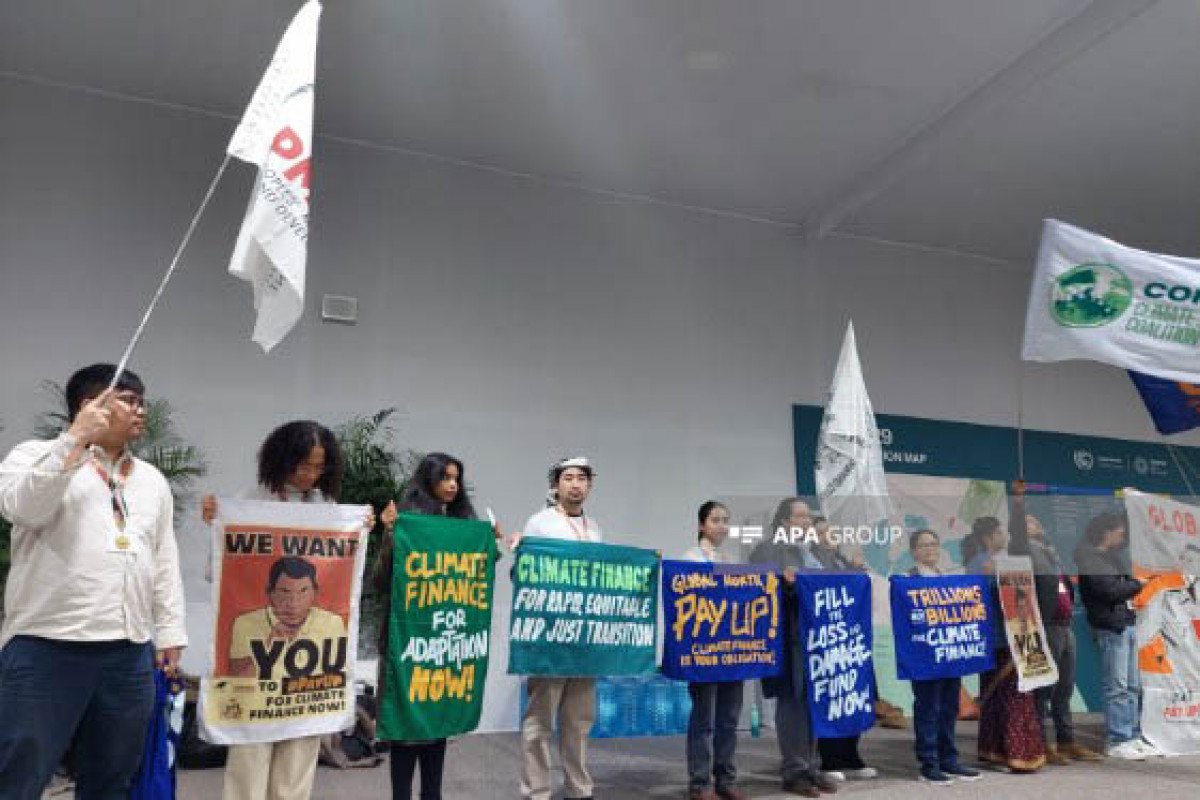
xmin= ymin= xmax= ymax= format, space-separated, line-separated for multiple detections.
xmin=131 ymin=669 xmax=184 ymax=800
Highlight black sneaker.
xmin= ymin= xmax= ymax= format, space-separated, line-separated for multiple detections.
xmin=942 ymin=763 xmax=982 ymax=781
xmin=918 ymin=766 xmax=954 ymax=786
xmin=780 ymin=779 xmax=821 ymax=798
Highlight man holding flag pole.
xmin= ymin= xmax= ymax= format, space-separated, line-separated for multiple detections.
xmin=0 ymin=2 xmax=325 ymax=798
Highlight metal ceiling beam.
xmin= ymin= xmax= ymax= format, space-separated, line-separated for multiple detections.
xmin=797 ymin=0 xmax=1163 ymax=242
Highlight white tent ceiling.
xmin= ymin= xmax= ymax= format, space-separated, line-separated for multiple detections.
xmin=2 ymin=0 xmax=1197 ymax=263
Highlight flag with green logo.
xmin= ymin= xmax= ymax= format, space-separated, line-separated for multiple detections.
xmin=508 ymin=538 xmax=659 ymax=676
xmin=1022 ymin=219 xmax=1200 ymax=383
xmin=378 ymin=513 xmax=496 ymax=741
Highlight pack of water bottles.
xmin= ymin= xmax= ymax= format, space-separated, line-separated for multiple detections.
xmin=517 ymin=676 xmax=693 ymax=738
xmin=591 ymin=675 xmax=692 ymax=738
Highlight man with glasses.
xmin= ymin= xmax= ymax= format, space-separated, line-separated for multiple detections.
xmin=0 ymin=364 xmax=187 ymax=798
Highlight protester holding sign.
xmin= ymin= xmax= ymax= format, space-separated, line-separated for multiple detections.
xmin=373 ymin=452 xmax=497 ymax=800
xmin=806 ymin=518 xmax=877 ymax=784
xmin=518 ymin=457 xmax=604 ymax=800
xmin=903 ymin=530 xmax=983 ymax=785
xmin=749 ymin=498 xmax=837 ymax=798
xmin=1017 ymin=511 xmax=1102 ymax=764
xmin=201 ymin=421 xmax=378 ymax=800
xmin=676 ymin=501 xmax=750 ymax=800
xmin=0 ymin=364 xmax=187 ymax=799
xmin=1075 ymin=511 xmax=1154 ymax=760
xmin=965 ymin=515 xmax=1045 ymax=773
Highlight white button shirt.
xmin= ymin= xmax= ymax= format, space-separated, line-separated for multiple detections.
xmin=0 ymin=434 xmax=187 ymax=649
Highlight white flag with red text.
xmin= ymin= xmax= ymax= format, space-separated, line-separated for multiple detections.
xmin=227 ymin=0 xmax=321 ymax=352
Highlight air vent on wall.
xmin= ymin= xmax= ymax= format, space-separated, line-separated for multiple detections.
xmin=321 ymin=294 xmax=358 ymax=324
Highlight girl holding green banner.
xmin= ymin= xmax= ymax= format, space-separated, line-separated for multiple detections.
xmin=373 ymin=453 xmax=499 ymax=800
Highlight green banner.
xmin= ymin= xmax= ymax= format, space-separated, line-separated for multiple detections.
xmin=378 ymin=513 xmax=496 ymax=741
xmin=508 ymin=538 xmax=659 ymax=676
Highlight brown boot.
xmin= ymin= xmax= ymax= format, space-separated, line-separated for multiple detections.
xmin=1044 ymin=744 xmax=1070 ymax=766
xmin=1062 ymin=741 xmax=1104 ymax=761
xmin=688 ymin=790 xmax=720 ymax=800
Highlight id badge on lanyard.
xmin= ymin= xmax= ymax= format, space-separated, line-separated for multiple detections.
xmin=95 ymin=456 xmax=138 ymax=555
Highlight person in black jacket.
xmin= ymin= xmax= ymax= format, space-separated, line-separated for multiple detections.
xmin=1074 ymin=510 xmax=1152 ymax=760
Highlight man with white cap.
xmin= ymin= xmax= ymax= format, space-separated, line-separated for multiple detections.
xmin=517 ymin=457 xmax=602 ymax=800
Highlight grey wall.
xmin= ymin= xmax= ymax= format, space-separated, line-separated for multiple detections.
xmin=2 ymin=76 xmax=1194 ymax=730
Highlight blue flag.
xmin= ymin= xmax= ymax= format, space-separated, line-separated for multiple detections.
xmin=796 ymin=572 xmax=874 ymax=738
xmin=661 ymin=561 xmax=783 ymax=682
xmin=890 ymin=575 xmax=995 ymax=681
xmin=131 ymin=669 xmax=183 ymax=800
xmin=1129 ymin=371 xmax=1200 ymax=435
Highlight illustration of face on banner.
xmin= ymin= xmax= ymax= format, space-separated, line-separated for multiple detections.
xmin=796 ymin=573 xmax=874 ymax=737
xmin=201 ymin=498 xmax=369 ymax=745
xmin=661 ymin=562 xmax=782 ymax=682
xmin=378 ymin=513 xmax=497 ymax=741
xmin=890 ymin=575 xmax=994 ymax=681
xmin=995 ymin=556 xmax=1059 ymax=693
xmin=508 ymin=539 xmax=659 ymax=676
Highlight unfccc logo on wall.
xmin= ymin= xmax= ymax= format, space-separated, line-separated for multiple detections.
xmin=1052 ymin=263 xmax=1134 ymax=328
xmin=1073 ymin=449 xmax=1095 ymax=471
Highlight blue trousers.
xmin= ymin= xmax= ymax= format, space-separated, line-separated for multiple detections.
xmin=1095 ymin=627 xmax=1142 ymax=744
xmin=686 ymin=681 xmax=743 ymax=790
xmin=0 ymin=636 xmax=155 ymax=800
xmin=911 ymin=677 xmax=961 ymax=771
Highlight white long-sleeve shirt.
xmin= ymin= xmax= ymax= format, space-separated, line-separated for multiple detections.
xmin=0 ymin=433 xmax=187 ymax=649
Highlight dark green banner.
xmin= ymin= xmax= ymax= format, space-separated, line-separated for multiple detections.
xmin=508 ymin=538 xmax=659 ymax=676
xmin=378 ymin=513 xmax=496 ymax=741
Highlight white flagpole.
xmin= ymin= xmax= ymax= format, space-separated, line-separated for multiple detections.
xmin=1016 ymin=361 xmax=1026 ymax=481
xmin=108 ymin=153 xmax=233 ymax=389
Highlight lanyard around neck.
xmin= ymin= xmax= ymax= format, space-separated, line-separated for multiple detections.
xmin=558 ymin=506 xmax=588 ymax=540
xmin=92 ymin=451 xmax=133 ymax=530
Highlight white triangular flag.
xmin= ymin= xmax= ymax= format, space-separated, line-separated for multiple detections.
xmin=814 ymin=322 xmax=894 ymax=530
xmin=227 ymin=0 xmax=322 ymax=352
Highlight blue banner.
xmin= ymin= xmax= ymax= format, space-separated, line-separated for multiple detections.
xmin=661 ymin=561 xmax=783 ymax=682
xmin=796 ymin=573 xmax=874 ymax=738
xmin=1128 ymin=371 xmax=1200 ymax=435
xmin=890 ymin=575 xmax=995 ymax=681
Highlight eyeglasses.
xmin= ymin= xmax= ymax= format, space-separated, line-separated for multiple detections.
xmin=111 ymin=392 xmax=146 ymax=410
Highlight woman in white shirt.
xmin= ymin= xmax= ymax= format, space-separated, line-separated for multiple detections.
xmin=681 ymin=501 xmax=747 ymax=800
